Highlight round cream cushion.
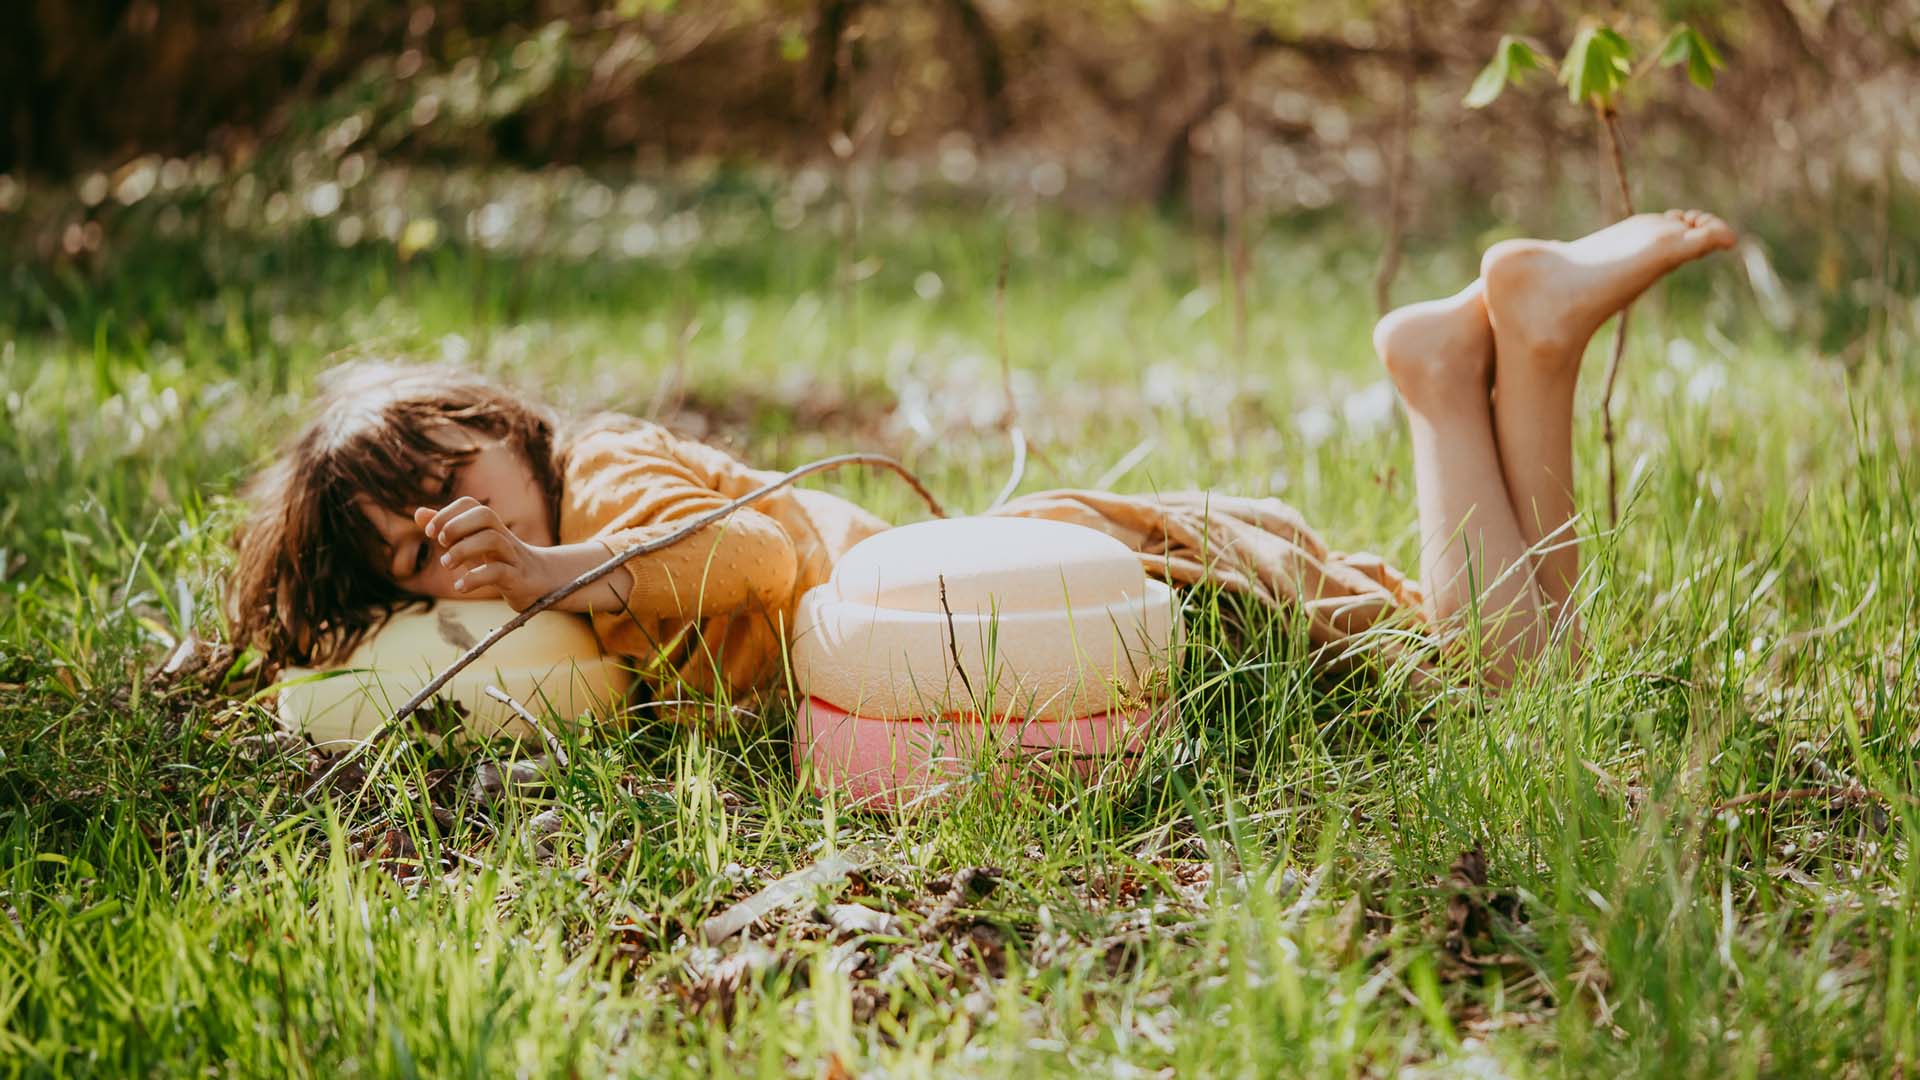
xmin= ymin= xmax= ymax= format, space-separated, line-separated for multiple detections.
xmin=791 ymin=517 xmax=1180 ymax=722
xmin=277 ymin=600 xmax=633 ymax=749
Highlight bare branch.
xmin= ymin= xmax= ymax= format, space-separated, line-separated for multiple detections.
xmin=1711 ymin=785 xmax=1904 ymax=814
xmin=1595 ymin=104 xmax=1635 ymax=528
xmin=1373 ymin=0 xmax=1419 ymax=316
xmin=700 ymin=846 xmax=875 ymax=944
xmin=987 ymin=233 xmax=1027 ymax=511
xmin=937 ymin=574 xmax=977 ymax=703
xmin=483 ymin=684 xmax=568 ymax=767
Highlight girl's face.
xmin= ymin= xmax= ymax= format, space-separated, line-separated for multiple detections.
xmin=357 ymin=431 xmax=555 ymax=600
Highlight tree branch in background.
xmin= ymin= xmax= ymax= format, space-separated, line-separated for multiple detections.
xmin=812 ymin=0 xmax=866 ymax=109
xmin=940 ymin=0 xmax=1012 ymax=137
xmin=1222 ymin=0 xmax=1251 ymax=362
xmin=1595 ymin=103 xmax=1634 ymax=528
xmin=1754 ymin=0 xmax=1824 ymax=74
xmin=1373 ymin=0 xmax=1420 ymax=316
xmin=1151 ymin=62 xmax=1231 ymax=207
xmin=1245 ymin=27 xmax=1452 ymax=72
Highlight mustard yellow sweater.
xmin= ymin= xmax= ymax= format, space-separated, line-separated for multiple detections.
xmin=557 ymin=416 xmax=890 ymax=701
xmin=557 ymin=417 xmax=1425 ymax=703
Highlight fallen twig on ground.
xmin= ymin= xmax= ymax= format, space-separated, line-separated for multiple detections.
xmin=1710 ymin=785 xmax=1906 ymax=815
xmin=1621 ymin=670 xmax=1697 ymax=690
xmin=920 ymin=867 xmax=995 ymax=939
xmin=1779 ymin=578 xmax=1878 ymax=648
xmin=701 ymin=846 xmax=876 ymax=945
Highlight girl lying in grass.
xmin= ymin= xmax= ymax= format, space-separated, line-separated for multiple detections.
xmin=226 ymin=210 xmax=1734 ymax=699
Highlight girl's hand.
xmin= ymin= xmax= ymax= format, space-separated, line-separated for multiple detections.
xmin=414 ymin=498 xmax=559 ymax=610
xmin=412 ymin=500 xmax=634 ymax=613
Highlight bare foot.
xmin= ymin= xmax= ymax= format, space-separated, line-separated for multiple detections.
xmin=1375 ymin=281 xmax=1494 ymax=411
xmin=1480 ymin=209 xmax=1737 ymax=372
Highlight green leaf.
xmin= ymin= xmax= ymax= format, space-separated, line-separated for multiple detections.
xmin=1559 ymin=28 xmax=1594 ymax=105
xmin=1659 ymin=24 xmax=1724 ymax=90
xmin=1688 ymin=45 xmax=1718 ymax=88
xmin=1657 ymin=25 xmax=1691 ymax=66
xmin=1463 ymin=53 xmax=1509 ymax=108
xmin=1464 ymin=35 xmax=1550 ymax=109
xmin=35 ymin=852 xmax=99 ymax=878
xmin=1560 ymin=25 xmax=1635 ymax=106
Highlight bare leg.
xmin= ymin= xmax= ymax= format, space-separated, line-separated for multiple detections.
xmin=1376 ymin=282 xmax=1546 ymax=683
xmin=1481 ymin=210 xmax=1738 ymax=630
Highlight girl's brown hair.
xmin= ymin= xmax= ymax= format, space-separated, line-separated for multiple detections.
xmin=226 ymin=362 xmax=562 ymax=669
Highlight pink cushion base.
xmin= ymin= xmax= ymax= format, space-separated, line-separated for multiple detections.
xmin=793 ymin=696 xmax=1173 ymax=810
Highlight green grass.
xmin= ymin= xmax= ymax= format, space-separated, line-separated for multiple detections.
xmin=2 ymin=179 xmax=1917 ymax=1077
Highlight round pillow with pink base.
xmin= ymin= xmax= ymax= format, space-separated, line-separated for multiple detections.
xmin=790 ymin=517 xmax=1182 ymax=808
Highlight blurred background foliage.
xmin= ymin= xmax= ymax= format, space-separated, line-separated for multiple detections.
xmin=2 ymin=0 xmax=1917 ymax=356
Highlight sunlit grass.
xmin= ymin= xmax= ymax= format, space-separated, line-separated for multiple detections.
xmin=2 ymin=190 xmax=1916 ymax=1076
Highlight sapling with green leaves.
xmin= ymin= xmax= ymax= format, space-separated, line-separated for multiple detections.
xmin=1466 ymin=20 xmax=1724 ymax=527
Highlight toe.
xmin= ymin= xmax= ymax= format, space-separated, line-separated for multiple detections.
xmin=1668 ymin=209 xmax=1735 ymax=251
xmin=1687 ymin=213 xmax=1736 ymax=249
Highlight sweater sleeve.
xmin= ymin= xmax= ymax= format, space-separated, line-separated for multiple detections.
xmin=558 ymin=423 xmax=799 ymax=624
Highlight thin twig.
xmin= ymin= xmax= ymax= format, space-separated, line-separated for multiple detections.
xmin=995 ymin=232 xmax=1016 ymax=426
xmin=1222 ymin=0 xmax=1250 ymax=361
xmin=1595 ymin=103 xmax=1635 ymax=528
xmin=937 ymin=574 xmax=977 ymax=703
xmin=699 ymin=846 xmax=874 ymax=945
xmin=483 ymin=684 xmax=568 ymax=767
xmin=988 ymin=425 xmax=1027 ymax=511
xmin=1711 ymin=785 xmax=1902 ymax=815
xmin=1095 ymin=436 xmax=1157 ymax=492
xmin=1372 ymin=0 xmax=1418 ymax=316
xmin=618 ymin=698 xmax=762 ymax=721
xmin=1598 ymin=105 xmax=1633 ymax=215
xmin=1779 ymin=578 xmax=1879 ymax=647
xmin=919 ymin=867 xmax=981 ymax=939
xmin=1694 ymin=786 xmax=1913 ymax=859
xmin=1600 ymin=308 xmax=1632 ymax=527
xmin=1621 ymin=670 xmax=1697 ymax=691
xmin=301 ymin=452 xmax=945 ymax=801
xmin=987 ymin=231 xmax=1027 ymax=511
xmin=646 ymin=309 xmax=700 ymax=419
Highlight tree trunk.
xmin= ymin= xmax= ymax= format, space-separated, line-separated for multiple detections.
xmin=941 ymin=0 xmax=1012 ymax=137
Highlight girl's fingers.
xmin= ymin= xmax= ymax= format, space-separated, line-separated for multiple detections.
xmin=441 ymin=530 xmax=514 ymax=573
xmin=419 ymin=496 xmax=477 ymax=539
xmin=453 ymin=562 xmax=507 ymax=594
xmin=432 ymin=504 xmax=505 ymax=547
